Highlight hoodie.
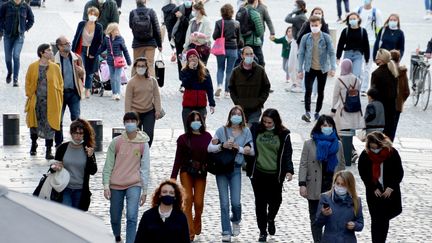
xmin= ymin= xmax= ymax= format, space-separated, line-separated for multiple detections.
xmin=103 ymin=131 xmax=150 ymax=194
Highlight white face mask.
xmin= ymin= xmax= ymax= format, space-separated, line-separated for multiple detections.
xmin=310 ymin=26 xmax=321 ymax=33
xmin=88 ymin=15 xmax=98 ymax=22
xmin=334 ymin=185 xmax=348 ymax=196
xmin=136 ymin=67 xmax=147 ymax=76
xmin=98 ymin=0 xmax=106 ymax=4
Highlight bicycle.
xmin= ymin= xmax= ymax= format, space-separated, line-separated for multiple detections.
xmin=410 ymin=53 xmax=431 ymax=111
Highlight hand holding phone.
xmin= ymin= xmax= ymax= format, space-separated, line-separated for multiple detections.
xmin=323 ymin=203 xmax=330 ymax=209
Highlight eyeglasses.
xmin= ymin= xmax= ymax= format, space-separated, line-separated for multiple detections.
xmin=136 ymin=65 xmax=146 ymax=68
xmin=72 ymin=132 xmax=84 ymax=135
xmin=61 ymin=42 xmax=71 ymax=46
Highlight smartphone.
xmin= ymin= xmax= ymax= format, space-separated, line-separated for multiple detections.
xmin=323 ymin=203 xmax=330 ymax=209
xmin=228 ymin=136 xmax=234 ymax=143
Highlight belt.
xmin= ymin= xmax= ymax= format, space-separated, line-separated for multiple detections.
xmin=64 ymin=88 xmax=75 ymax=92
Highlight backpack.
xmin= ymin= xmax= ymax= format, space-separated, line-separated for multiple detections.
xmin=131 ymin=8 xmax=153 ymax=41
xmin=235 ymin=6 xmax=256 ymax=37
xmin=339 ymin=78 xmax=362 ymax=113
xmin=358 ymin=6 xmax=377 ymax=37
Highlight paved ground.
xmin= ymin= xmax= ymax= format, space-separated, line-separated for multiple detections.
xmin=1 ymin=0 xmax=432 ymax=242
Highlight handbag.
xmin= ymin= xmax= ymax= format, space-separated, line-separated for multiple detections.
xmin=108 ymin=37 xmax=126 ymax=68
xmin=155 ymin=52 xmax=165 ymax=87
xmin=32 ymin=169 xmax=63 ymax=202
xmin=207 ymin=127 xmax=237 ymax=175
xmin=211 ymin=20 xmax=226 ymax=56
xmin=183 ymin=136 xmax=207 ymax=178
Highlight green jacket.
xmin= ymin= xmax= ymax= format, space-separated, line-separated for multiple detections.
xmin=82 ymin=0 xmax=119 ymax=30
xmin=272 ymin=36 xmax=291 ymax=58
xmin=242 ymin=5 xmax=264 ymax=47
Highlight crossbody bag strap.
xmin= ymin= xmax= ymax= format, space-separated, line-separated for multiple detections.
xmin=108 ymin=37 xmax=115 ymax=57
xmin=338 ymin=78 xmax=349 ymax=103
xmin=221 ymin=19 xmax=224 ymax=38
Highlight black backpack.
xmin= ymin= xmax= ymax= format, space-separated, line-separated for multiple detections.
xmin=162 ymin=3 xmax=177 ymax=34
xmin=131 ymin=8 xmax=153 ymax=41
xmin=235 ymin=6 xmax=255 ymax=37
xmin=339 ymin=78 xmax=362 ymax=113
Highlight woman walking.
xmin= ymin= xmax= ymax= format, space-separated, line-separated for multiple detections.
xmin=53 ymin=119 xmax=97 ymax=211
xmin=358 ymin=131 xmax=404 ymax=243
xmin=247 ymin=108 xmax=294 ymax=242
xmin=373 ymin=14 xmax=405 ymax=61
xmin=213 ymin=3 xmax=241 ymax=98
xmin=170 ymin=111 xmax=212 ymax=241
xmin=125 ymin=57 xmax=161 ymax=147
xmin=298 ymin=115 xmax=345 ymax=243
xmin=207 ymin=105 xmax=253 ymax=242
xmin=25 ymin=43 xmax=63 ymax=160
xmin=72 ymin=6 xmax=104 ymax=98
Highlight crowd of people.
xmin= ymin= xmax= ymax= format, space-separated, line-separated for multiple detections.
xmin=3 ymin=0 xmax=431 ymax=242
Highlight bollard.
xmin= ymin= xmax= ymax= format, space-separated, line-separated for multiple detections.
xmin=112 ymin=127 xmax=124 ymax=138
xmin=89 ymin=119 xmax=103 ymax=152
xmin=3 ymin=113 xmax=20 ymax=145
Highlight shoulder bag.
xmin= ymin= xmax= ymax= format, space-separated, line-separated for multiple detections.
xmin=207 ymin=126 xmax=236 ymax=175
xmin=108 ymin=37 xmax=126 ymax=68
xmin=211 ymin=20 xmax=226 ymax=56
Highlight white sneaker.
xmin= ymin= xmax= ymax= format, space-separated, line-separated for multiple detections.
xmin=291 ymin=86 xmax=303 ymax=93
xmin=232 ymin=222 xmax=240 ymax=236
xmin=224 ymin=92 xmax=230 ymax=98
xmin=221 ymin=234 xmax=231 ymax=242
xmin=41 ymin=1 xmax=46 ymax=7
xmin=115 ymin=94 xmax=121 ymax=100
xmin=215 ymin=85 xmax=222 ymax=97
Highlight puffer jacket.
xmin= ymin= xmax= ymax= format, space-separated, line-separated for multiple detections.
xmin=98 ymin=35 xmax=132 ymax=67
xmin=180 ymin=68 xmax=215 ymax=108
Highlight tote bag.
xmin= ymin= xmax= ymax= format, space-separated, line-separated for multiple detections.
xmin=211 ymin=20 xmax=226 ymax=56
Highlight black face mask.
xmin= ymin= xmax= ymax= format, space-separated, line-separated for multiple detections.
xmin=160 ymin=195 xmax=175 ymax=205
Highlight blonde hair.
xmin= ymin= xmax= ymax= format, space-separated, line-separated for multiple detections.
xmin=87 ymin=6 xmax=100 ymax=17
xmin=365 ymin=131 xmax=393 ymax=152
xmin=376 ymin=49 xmax=399 ymax=78
xmin=105 ymin=23 xmax=120 ymax=36
xmin=332 ymin=170 xmax=360 ymax=216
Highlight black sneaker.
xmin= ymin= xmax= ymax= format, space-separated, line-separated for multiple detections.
xmin=258 ymin=233 xmax=267 ymax=242
xmin=6 ymin=73 xmax=11 ymax=84
xmin=269 ymin=89 xmax=274 ymax=93
xmin=314 ymin=112 xmax=320 ymax=121
xmin=301 ymin=113 xmax=311 ymax=123
xmin=13 ymin=79 xmax=18 ymax=87
xmin=268 ymin=220 xmax=276 ymax=236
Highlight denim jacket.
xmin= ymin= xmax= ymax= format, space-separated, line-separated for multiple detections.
xmin=0 ymin=1 xmax=34 ymax=37
xmin=297 ymin=32 xmax=336 ymax=73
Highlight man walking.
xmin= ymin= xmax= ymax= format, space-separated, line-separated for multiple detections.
xmin=297 ymin=15 xmax=336 ymax=122
xmin=54 ymin=36 xmax=85 ymax=147
xmin=229 ymin=46 xmax=270 ymax=124
xmin=0 ymin=0 xmax=34 ymax=87
xmin=129 ymin=0 xmax=162 ymax=77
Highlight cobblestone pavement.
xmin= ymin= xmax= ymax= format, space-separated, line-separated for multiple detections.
xmin=0 ymin=0 xmax=432 ymax=242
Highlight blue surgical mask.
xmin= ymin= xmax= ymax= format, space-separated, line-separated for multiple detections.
xmin=370 ymin=148 xmax=382 ymax=154
xmin=244 ymin=56 xmax=254 ymax=65
xmin=321 ymin=127 xmax=333 ymax=136
xmin=388 ymin=21 xmax=398 ymax=30
xmin=230 ymin=115 xmax=242 ymax=125
xmin=364 ymin=0 xmax=371 ymax=5
xmin=125 ymin=122 xmax=137 ymax=133
xmin=190 ymin=121 xmax=202 ymax=131
xmin=349 ymin=19 xmax=358 ymax=28
xmin=184 ymin=0 xmax=192 ymax=8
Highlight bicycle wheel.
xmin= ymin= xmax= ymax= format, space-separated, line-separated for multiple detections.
xmin=420 ymin=70 xmax=431 ymax=111
xmin=411 ymin=66 xmax=422 ymax=106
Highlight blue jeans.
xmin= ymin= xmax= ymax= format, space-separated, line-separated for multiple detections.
xmin=109 ymin=65 xmax=122 ymax=95
xmin=216 ymin=166 xmax=242 ymax=236
xmin=110 ymin=186 xmax=141 ymax=243
xmin=216 ymin=49 xmax=238 ymax=92
xmin=343 ymin=50 xmax=363 ymax=79
xmin=81 ymin=47 xmax=97 ymax=89
xmin=62 ymin=188 xmax=82 ymax=209
xmin=3 ymin=35 xmax=24 ymax=81
xmin=336 ymin=0 xmax=350 ymax=18
xmin=426 ymin=0 xmax=432 ymax=10
xmin=55 ymin=90 xmax=81 ymax=146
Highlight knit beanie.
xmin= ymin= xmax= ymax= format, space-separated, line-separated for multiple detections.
xmin=340 ymin=59 xmax=353 ymax=76
xmin=186 ymin=49 xmax=200 ymax=59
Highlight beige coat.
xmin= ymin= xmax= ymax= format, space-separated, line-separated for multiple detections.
xmin=54 ymin=51 xmax=85 ymax=99
xmin=298 ymin=139 xmax=345 ymax=200
xmin=331 ymin=74 xmax=365 ymax=131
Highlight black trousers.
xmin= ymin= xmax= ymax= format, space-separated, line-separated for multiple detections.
xmin=371 ymin=215 xmax=390 ymax=243
xmin=175 ymin=41 xmax=185 ymax=80
xmin=304 ymin=69 xmax=328 ymax=113
xmin=251 ymin=45 xmax=265 ymax=67
xmin=115 ymin=0 xmax=122 ymax=8
xmin=308 ymin=199 xmax=322 ymax=243
xmin=336 ymin=0 xmax=350 ymax=18
xmin=250 ymin=170 xmax=283 ymax=235
xmin=138 ymin=109 xmax=156 ymax=148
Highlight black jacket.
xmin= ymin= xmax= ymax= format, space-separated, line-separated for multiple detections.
xmin=72 ymin=20 xmax=104 ymax=57
xmin=246 ymin=123 xmax=294 ymax=183
xmin=134 ymin=207 xmax=190 ymax=243
xmin=212 ymin=19 xmax=242 ymax=50
xmin=358 ymin=148 xmax=403 ymax=220
xmin=54 ymin=142 xmax=97 ymax=211
xmin=129 ymin=5 xmax=162 ymax=49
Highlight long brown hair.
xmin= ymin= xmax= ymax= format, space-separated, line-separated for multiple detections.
xmin=182 ymin=58 xmax=207 ymax=83
xmin=70 ymin=118 xmax=95 ymax=148
xmin=151 ymin=179 xmax=185 ymax=211
xmin=332 ymin=170 xmax=360 ymax=216
xmin=225 ymin=105 xmax=247 ymax=128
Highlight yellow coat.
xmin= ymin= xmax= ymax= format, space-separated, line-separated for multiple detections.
xmin=25 ymin=60 xmax=64 ymax=130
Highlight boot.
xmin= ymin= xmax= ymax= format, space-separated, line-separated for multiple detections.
xmin=30 ymin=134 xmax=38 ymax=156
xmin=45 ymin=139 xmax=54 ymax=160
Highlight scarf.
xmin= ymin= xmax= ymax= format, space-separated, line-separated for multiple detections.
xmin=312 ymin=132 xmax=339 ymax=172
xmin=367 ymin=148 xmax=392 ymax=183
